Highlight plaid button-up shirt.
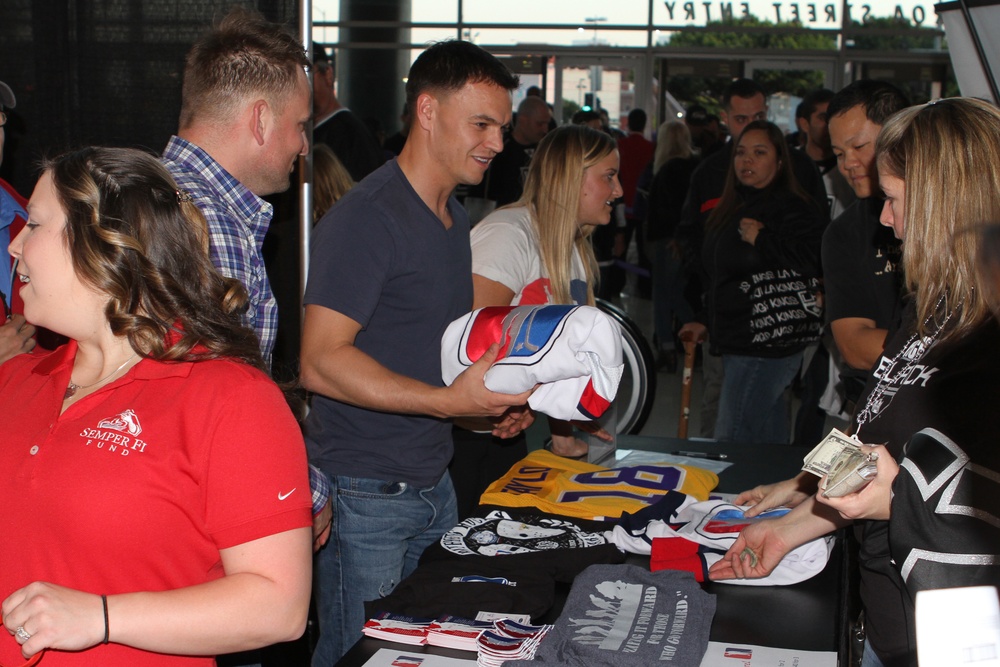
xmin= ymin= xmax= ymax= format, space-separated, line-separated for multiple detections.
xmin=162 ymin=135 xmax=277 ymax=369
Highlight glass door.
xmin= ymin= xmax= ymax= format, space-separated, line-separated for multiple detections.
xmin=745 ymin=58 xmax=838 ymax=133
xmin=552 ymin=54 xmax=655 ymax=135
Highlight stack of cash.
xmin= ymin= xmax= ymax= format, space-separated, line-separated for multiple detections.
xmin=802 ymin=429 xmax=879 ymax=498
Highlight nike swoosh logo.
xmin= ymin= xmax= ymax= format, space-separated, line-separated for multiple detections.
xmin=278 ymin=489 xmax=296 ymax=501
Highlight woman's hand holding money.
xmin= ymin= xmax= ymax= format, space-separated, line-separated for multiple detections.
xmin=815 ymin=445 xmax=898 ymax=520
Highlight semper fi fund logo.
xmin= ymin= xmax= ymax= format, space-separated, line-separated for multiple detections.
xmin=79 ymin=409 xmax=150 ymax=456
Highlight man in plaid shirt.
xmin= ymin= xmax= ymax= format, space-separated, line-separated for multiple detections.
xmin=162 ymin=8 xmax=310 ymax=372
xmin=162 ymin=10 xmax=332 ymax=557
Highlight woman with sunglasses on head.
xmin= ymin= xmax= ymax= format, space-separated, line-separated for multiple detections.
xmin=713 ymin=98 xmax=1000 ymax=667
xmin=679 ymin=120 xmax=826 ymax=444
xmin=0 ymin=147 xmax=312 ymax=666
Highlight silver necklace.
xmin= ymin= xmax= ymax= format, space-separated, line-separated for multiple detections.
xmin=854 ymin=295 xmax=954 ymax=432
xmin=64 ymin=353 xmax=139 ymax=400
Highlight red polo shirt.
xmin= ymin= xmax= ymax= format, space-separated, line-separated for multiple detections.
xmin=0 ymin=342 xmax=311 ymax=666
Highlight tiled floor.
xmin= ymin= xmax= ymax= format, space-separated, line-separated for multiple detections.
xmin=613 ymin=291 xmax=709 ymax=441
xmin=524 ymin=265 xmax=848 ymax=453
xmin=613 ymin=287 xmax=849 ymax=445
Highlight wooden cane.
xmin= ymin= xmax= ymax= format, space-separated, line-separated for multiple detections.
xmin=678 ymin=338 xmax=699 ymax=439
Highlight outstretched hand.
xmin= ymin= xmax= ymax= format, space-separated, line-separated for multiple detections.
xmin=572 ymin=420 xmax=613 ymax=442
xmin=708 ymin=521 xmax=791 ymax=581
xmin=491 ymin=405 xmax=536 ymax=439
xmin=734 ymin=473 xmax=817 ymax=518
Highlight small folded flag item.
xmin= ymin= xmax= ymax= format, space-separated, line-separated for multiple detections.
xmin=361 ymin=612 xmax=433 ymax=644
xmin=442 ymin=305 xmax=624 ymax=421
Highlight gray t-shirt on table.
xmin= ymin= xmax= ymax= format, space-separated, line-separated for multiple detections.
xmin=507 ymin=563 xmax=716 ymax=666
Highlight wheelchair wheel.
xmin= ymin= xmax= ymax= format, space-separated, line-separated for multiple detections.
xmin=596 ymin=299 xmax=657 ymax=435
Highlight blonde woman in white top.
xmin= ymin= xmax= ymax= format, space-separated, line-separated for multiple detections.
xmin=471 ymin=124 xmax=622 ymax=458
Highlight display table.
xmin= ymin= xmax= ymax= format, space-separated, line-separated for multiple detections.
xmin=334 ymin=436 xmax=854 ymax=666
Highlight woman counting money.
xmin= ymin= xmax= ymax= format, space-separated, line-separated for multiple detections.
xmin=0 ymin=147 xmax=312 ymax=666
xmin=712 ymin=98 xmax=1000 ymax=667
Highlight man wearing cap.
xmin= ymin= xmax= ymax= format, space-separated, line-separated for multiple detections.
xmin=684 ymin=105 xmax=708 ymax=152
xmin=685 ymin=105 xmax=724 ymax=157
xmin=312 ymin=45 xmax=384 ymax=182
xmin=0 ymin=78 xmax=37 ymax=364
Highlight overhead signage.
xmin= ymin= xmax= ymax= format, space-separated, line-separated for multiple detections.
xmin=656 ymin=0 xmax=935 ymax=27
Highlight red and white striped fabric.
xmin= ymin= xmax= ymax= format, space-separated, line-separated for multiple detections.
xmin=441 ymin=305 xmax=624 ymax=421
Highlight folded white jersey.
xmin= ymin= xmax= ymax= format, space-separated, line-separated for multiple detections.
xmin=606 ymin=498 xmax=834 ymax=586
xmin=441 ymin=305 xmax=624 ymax=421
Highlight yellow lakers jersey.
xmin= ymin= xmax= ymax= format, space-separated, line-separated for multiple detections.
xmin=479 ymin=449 xmax=719 ymax=520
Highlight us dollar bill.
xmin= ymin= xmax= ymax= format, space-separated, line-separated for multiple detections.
xmin=802 ymin=428 xmax=861 ymax=477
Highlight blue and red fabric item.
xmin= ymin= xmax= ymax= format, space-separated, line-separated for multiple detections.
xmin=441 ymin=304 xmax=623 ymax=421
xmin=606 ymin=495 xmax=834 ymax=585
xmin=0 ymin=177 xmax=27 ymax=318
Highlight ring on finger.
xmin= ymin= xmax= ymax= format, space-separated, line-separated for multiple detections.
xmin=15 ymin=626 xmax=31 ymax=642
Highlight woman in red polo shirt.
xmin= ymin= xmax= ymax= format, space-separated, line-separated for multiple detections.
xmin=0 ymin=147 xmax=312 ymax=666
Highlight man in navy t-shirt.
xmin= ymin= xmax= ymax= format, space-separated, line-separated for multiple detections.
xmin=300 ymin=40 xmax=530 ymax=665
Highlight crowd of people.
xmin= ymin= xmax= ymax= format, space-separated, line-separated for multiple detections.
xmin=0 ymin=7 xmax=998 ymax=667
xmin=713 ymin=97 xmax=1000 ymax=667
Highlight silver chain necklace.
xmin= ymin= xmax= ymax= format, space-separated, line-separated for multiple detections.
xmin=854 ymin=295 xmax=954 ymax=433
xmin=64 ymin=353 xmax=138 ymax=400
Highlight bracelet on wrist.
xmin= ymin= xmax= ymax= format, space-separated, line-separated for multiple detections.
xmin=101 ymin=594 xmax=109 ymax=645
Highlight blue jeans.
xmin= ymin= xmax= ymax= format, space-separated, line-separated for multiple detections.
xmin=861 ymin=638 xmax=886 ymax=667
xmin=700 ymin=352 xmax=724 ymax=439
xmin=649 ymin=238 xmax=694 ymax=350
xmin=714 ymin=352 xmax=803 ymax=444
xmin=311 ymin=471 xmax=458 ymax=666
